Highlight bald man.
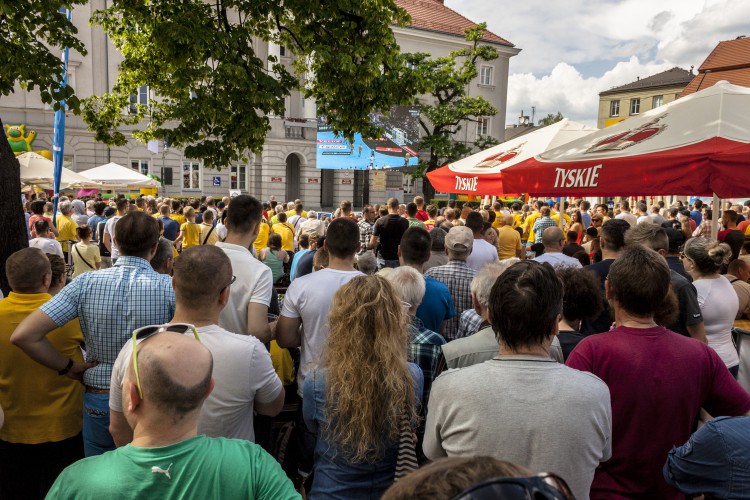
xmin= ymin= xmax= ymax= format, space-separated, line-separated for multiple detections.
xmin=497 ymin=214 xmax=523 ymax=260
xmin=109 ymin=246 xmax=284 ymax=447
xmin=532 ymin=227 xmax=582 ymax=269
xmin=48 ymin=331 xmax=298 ymax=498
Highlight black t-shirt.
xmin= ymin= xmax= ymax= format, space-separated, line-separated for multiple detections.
xmin=295 ymin=249 xmax=316 ymax=279
xmin=562 ymin=243 xmax=586 ymax=257
xmin=373 ymin=214 xmax=409 ymax=260
xmin=665 ymin=255 xmax=691 ymax=282
xmin=557 ymin=329 xmax=585 ymax=361
xmin=667 ymin=270 xmax=703 ymax=336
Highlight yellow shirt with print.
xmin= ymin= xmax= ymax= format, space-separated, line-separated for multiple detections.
xmin=56 ymin=214 xmax=78 ymax=253
xmin=0 ymin=292 xmax=84 ymax=444
xmin=551 ymin=212 xmax=572 ymax=230
xmin=254 ymin=221 xmax=270 ymax=254
xmin=272 ymin=222 xmax=295 ymax=251
xmin=524 ymin=212 xmax=541 ymax=242
xmin=512 ymin=213 xmax=524 ymax=228
xmin=180 ymin=222 xmax=201 ymax=248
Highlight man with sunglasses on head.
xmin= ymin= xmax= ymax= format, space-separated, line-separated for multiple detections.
xmin=12 ymin=212 xmax=175 ymax=458
xmin=48 ymin=331 xmax=298 ymax=499
xmin=108 ymin=245 xmax=284 ymax=448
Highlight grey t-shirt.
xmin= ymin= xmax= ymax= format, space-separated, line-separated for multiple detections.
xmin=424 ymin=357 xmax=611 ymax=500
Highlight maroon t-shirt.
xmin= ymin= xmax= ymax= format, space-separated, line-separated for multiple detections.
xmin=567 ymin=326 xmax=750 ymax=500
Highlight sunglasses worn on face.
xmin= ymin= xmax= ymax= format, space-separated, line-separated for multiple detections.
xmin=131 ymin=323 xmax=201 ymax=399
xmin=452 ymin=473 xmax=575 ymax=500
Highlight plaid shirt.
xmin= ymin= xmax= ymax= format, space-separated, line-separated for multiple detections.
xmin=408 ymin=316 xmax=446 ymax=409
xmin=456 ymin=309 xmax=487 ymax=338
xmin=358 ymin=219 xmax=374 ymax=255
xmin=532 ymin=216 xmax=558 ymax=243
xmin=41 ymin=256 xmax=175 ymax=388
xmin=425 ymin=260 xmax=476 ymax=340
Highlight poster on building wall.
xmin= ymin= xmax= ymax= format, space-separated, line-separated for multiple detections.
xmin=316 ymin=106 xmax=420 ymax=170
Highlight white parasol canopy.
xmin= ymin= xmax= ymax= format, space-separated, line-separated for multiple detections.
xmin=79 ymin=162 xmax=161 ymax=190
xmin=17 ymin=152 xmax=101 ymax=190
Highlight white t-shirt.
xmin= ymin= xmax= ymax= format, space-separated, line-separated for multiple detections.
xmin=280 ymin=268 xmax=363 ymax=395
xmin=533 ymin=251 xmax=583 ymax=269
xmin=466 ymin=238 xmax=500 ymax=271
xmin=29 ymin=237 xmax=64 ymax=259
xmin=637 ymin=215 xmax=653 ymax=225
xmin=694 ymin=276 xmax=740 ymax=368
xmin=109 ymin=324 xmax=282 ymax=442
xmin=104 ymin=216 xmax=122 ymax=260
xmin=615 ymin=212 xmax=638 ymax=227
xmin=215 ymin=242 xmax=273 ymax=335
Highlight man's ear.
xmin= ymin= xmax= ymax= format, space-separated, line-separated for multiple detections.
xmin=42 ymin=271 xmax=53 ymax=290
xmin=127 ymin=380 xmax=142 ymax=413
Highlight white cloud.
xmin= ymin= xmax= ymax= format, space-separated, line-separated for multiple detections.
xmin=444 ymin=0 xmax=750 ymax=126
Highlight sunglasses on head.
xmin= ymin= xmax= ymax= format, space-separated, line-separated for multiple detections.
xmin=452 ymin=473 xmax=575 ymax=500
xmin=131 ymin=323 xmax=201 ymax=399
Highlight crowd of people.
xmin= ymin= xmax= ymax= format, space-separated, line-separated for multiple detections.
xmin=1 ymin=190 xmax=750 ymax=499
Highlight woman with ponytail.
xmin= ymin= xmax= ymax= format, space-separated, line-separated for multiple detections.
xmin=682 ymin=238 xmax=740 ymax=376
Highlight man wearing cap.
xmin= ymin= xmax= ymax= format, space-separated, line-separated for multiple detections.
xmin=425 ymin=226 xmax=477 ymax=341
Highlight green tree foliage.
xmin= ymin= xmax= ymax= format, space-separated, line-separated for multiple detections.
xmin=403 ymin=24 xmax=499 ymax=198
xmin=0 ymin=1 xmax=86 ymax=294
xmin=538 ymin=112 xmax=564 ymax=126
xmin=82 ymin=0 xmax=420 ymax=168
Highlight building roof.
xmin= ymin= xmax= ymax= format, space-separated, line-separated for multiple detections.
xmin=395 ymin=0 xmax=514 ymax=47
xmin=680 ymin=37 xmax=750 ymax=97
xmin=599 ymin=67 xmax=694 ymax=96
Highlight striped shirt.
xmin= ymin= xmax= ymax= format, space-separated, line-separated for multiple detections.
xmin=41 ymin=256 xmax=175 ymax=388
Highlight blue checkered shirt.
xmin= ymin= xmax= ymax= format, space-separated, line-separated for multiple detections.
xmin=41 ymin=256 xmax=175 ymax=388
xmin=532 ymin=216 xmax=558 ymax=243
xmin=424 ymin=260 xmax=476 ymax=340
xmin=408 ymin=316 xmax=446 ymax=410
xmin=358 ymin=219 xmax=374 ymax=255
xmin=456 ymin=309 xmax=486 ymax=338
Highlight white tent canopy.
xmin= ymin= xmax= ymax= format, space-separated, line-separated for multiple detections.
xmin=79 ymin=162 xmax=161 ymax=190
xmin=17 ymin=152 xmax=101 ymax=190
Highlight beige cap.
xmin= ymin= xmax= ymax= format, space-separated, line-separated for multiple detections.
xmin=445 ymin=226 xmax=474 ymax=252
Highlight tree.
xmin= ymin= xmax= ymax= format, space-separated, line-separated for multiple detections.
xmin=82 ymin=0 xmax=421 ymax=168
xmin=538 ymin=112 xmax=564 ymax=127
xmin=404 ymin=24 xmax=500 ymax=202
xmin=0 ymin=1 xmax=86 ymax=295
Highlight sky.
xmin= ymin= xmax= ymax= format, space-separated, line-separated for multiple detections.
xmin=444 ymin=0 xmax=750 ymax=127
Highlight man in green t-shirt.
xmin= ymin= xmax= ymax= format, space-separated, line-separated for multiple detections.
xmin=48 ymin=331 xmax=299 ymax=499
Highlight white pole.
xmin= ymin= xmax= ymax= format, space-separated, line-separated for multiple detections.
xmin=711 ymin=192 xmax=720 ymax=239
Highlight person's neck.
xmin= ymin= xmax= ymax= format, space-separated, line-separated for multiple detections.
xmin=558 ymin=318 xmax=579 ymax=331
xmin=401 ymin=261 xmax=425 ymax=274
xmin=131 ymin=414 xmax=199 ymax=448
xmin=388 ymin=210 xmax=399 ymax=215
xmin=601 ymin=249 xmax=620 ymax=260
xmin=544 ymin=246 xmax=562 ymax=254
xmin=613 ymin=308 xmax=658 ymax=329
xmin=499 ymin=341 xmax=551 ymax=358
xmin=327 ymin=255 xmax=357 ymax=271
xmin=223 ymin=232 xmax=254 ymax=249
xmin=171 ymin=307 xmax=219 ymax=328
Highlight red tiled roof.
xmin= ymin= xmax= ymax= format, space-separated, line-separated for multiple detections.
xmin=680 ymin=37 xmax=750 ymax=97
xmin=395 ymin=0 xmax=514 ymax=47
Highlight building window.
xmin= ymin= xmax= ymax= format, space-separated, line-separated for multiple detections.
xmin=630 ymin=98 xmax=640 ymax=115
xmin=476 ymin=117 xmax=490 ymax=137
xmin=652 ymin=95 xmax=663 ymax=108
xmin=230 ymin=164 xmax=246 ymax=191
xmin=182 ymin=162 xmax=200 ymax=190
xmin=279 ymin=45 xmax=286 ymax=57
xmin=129 ymin=85 xmax=149 ymax=114
xmin=479 ymin=66 xmax=493 ymax=86
xmin=131 ymin=159 xmax=149 ymax=176
xmin=610 ymin=100 xmax=620 ymax=117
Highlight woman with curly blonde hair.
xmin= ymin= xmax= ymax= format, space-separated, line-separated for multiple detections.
xmin=303 ymin=274 xmax=423 ymax=499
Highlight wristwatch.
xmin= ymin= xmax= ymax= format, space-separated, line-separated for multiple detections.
xmin=58 ymin=359 xmax=74 ymax=376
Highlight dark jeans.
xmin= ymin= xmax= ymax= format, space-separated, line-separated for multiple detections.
xmin=0 ymin=432 xmax=84 ymax=499
xmin=281 ymin=401 xmax=316 ymax=482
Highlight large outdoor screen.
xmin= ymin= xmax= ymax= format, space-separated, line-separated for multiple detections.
xmin=316 ymin=106 xmax=420 ymax=169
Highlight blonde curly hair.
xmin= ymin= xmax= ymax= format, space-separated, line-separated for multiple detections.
xmin=323 ymin=274 xmax=416 ymax=463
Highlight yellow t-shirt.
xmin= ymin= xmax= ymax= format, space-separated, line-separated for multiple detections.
xmin=71 ymin=242 xmax=101 ymax=278
xmin=551 ymin=213 xmax=571 ymax=230
xmin=524 ymin=212 xmax=541 ymax=242
xmin=170 ymin=214 xmax=186 ymax=226
xmin=199 ymin=223 xmax=219 ymax=246
xmin=180 ymin=222 xmax=201 ymax=248
xmin=512 ymin=213 xmax=524 ymax=228
xmin=56 ymin=214 xmax=78 ymax=252
xmin=254 ymin=222 xmax=270 ymax=254
xmin=286 ymin=209 xmax=308 ymax=219
xmin=272 ymin=222 xmax=295 ymax=251
xmin=492 ymin=212 xmax=503 ymax=229
xmin=0 ymin=292 xmax=84 ymax=444
xmin=497 ymin=225 xmax=522 ymax=260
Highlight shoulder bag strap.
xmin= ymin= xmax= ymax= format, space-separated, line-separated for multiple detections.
xmin=74 ymin=244 xmax=95 ymax=269
xmin=202 ymin=226 xmax=215 ymax=245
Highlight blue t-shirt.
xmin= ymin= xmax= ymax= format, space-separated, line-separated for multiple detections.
xmin=290 ymin=249 xmax=309 ymax=281
xmin=690 ymin=209 xmax=702 ymax=227
xmin=87 ymin=215 xmax=105 ymax=241
xmin=416 ymin=276 xmax=455 ymax=333
xmin=159 ymin=216 xmax=180 ymax=241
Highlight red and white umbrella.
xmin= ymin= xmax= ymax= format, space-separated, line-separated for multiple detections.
xmin=502 ymin=81 xmax=750 ymax=198
xmin=425 ymin=119 xmax=595 ymax=195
